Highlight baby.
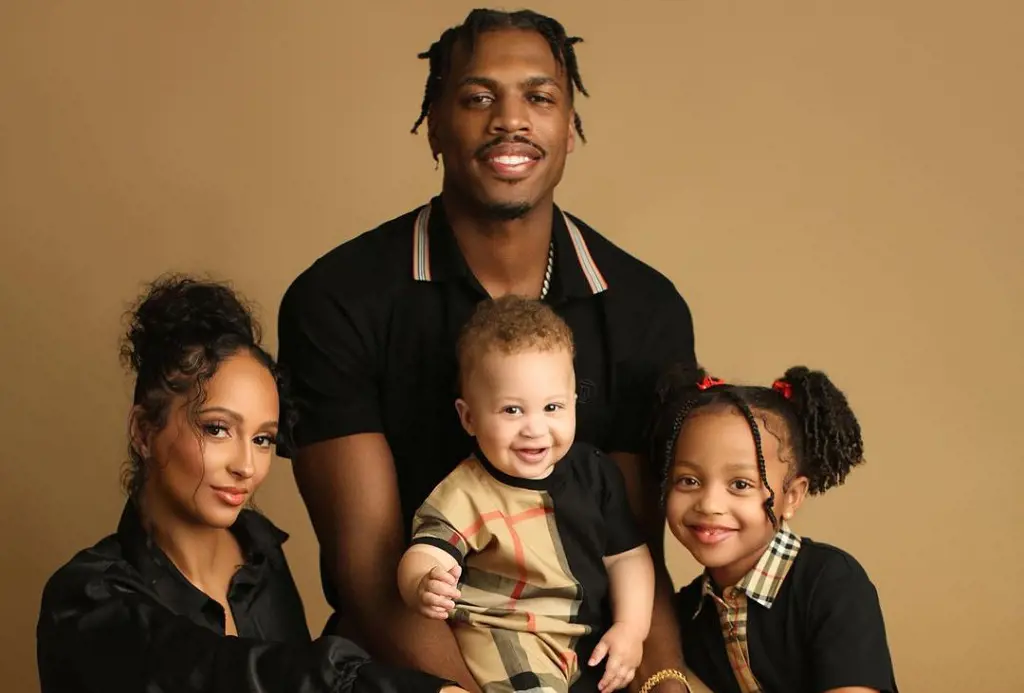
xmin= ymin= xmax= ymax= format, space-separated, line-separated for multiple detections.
xmin=397 ymin=295 xmax=655 ymax=693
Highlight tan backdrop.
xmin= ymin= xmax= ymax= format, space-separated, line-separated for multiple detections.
xmin=2 ymin=1 xmax=1021 ymax=691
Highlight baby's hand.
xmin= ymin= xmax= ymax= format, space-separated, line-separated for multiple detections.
xmin=588 ymin=623 xmax=644 ymax=692
xmin=416 ymin=564 xmax=462 ymax=620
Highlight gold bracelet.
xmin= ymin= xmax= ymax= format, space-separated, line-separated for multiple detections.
xmin=638 ymin=668 xmax=693 ymax=693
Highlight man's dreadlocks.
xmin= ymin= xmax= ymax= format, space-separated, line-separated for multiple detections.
xmin=410 ymin=9 xmax=590 ymax=143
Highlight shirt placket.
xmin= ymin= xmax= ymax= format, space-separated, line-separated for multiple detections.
xmin=712 ymin=588 xmax=762 ymax=693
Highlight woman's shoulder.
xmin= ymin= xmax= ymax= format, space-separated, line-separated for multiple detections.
xmin=39 ymin=531 xmax=141 ymax=620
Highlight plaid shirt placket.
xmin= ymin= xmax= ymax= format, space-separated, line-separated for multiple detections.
xmin=694 ymin=523 xmax=802 ymax=693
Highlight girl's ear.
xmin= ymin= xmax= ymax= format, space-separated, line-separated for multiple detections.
xmin=780 ymin=475 xmax=809 ymax=521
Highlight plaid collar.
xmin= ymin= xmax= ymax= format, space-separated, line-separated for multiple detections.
xmin=695 ymin=522 xmax=802 ymax=614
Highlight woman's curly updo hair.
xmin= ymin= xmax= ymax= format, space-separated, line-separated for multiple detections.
xmin=119 ymin=274 xmax=295 ymax=498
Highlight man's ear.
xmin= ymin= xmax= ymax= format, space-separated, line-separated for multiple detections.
xmin=427 ymin=114 xmax=442 ymax=162
xmin=455 ymin=398 xmax=474 ymax=436
xmin=566 ymin=112 xmax=576 ymax=154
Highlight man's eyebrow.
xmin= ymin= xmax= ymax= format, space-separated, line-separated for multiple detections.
xmin=456 ymin=75 xmax=563 ymax=90
xmin=522 ymin=76 xmax=562 ymax=90
xmin=457 ymin=76 xmax=499 ymax=89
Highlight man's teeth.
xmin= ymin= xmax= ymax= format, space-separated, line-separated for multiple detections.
xmin=492 ymin=155 xmax=532 ymax=165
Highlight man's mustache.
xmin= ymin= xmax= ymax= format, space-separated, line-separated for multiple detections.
xmin=475 ymin=135 xmax=546 ymax=159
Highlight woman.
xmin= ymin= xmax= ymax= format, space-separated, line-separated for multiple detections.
xmin=37 ymin=275 xmax=463 ymax=693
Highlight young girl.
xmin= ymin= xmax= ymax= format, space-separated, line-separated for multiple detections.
xmin=651 ymin=366 xmax=898 ymax=693
xmin=37 ymin=275 xmax=461 ymax=693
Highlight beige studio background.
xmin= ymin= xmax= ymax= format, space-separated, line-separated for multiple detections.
xmin=1 ymin=1 xmax=1021 ymax=691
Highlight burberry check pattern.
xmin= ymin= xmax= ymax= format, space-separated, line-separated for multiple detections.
xmin=411 ymin=455 xmax=594 ymax=693
xmin=693 ymin=524 xmax=802 ymax=693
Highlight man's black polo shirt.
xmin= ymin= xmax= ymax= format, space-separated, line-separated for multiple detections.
xmin=277 ymin=196 xmax=695 ymax=601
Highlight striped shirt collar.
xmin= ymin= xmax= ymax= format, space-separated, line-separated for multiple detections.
xmin=411 ymin=197 xmax=608 ymax=297
xmin=696 ymin=522 xmax=802 ymax=613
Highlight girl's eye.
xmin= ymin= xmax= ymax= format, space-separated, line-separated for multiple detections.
xmin=544 ymin=403 xmax=564 ymax=412
xmin=731 ymin=480 xmax=755 ymax=491
xmin=675 ymin=476 xmax=699 ymax=488
xmin=502 ymin=406 xmax=522 ymax=415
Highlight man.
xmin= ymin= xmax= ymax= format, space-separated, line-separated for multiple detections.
xmin=278 ymin=9 xmax=698 ymax=693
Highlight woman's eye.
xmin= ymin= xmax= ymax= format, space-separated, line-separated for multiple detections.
xmin=203 ymin=423 xmax=229 ymax=438
xmin=253 ymin=434 xmax=274 ymax=448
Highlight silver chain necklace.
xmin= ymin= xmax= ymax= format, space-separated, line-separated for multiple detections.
xmin=539 ymin=239 xmax=554 ymax=300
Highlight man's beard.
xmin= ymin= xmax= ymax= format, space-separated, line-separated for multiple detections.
xmin=482 ymin=200 xmax=532 ymax=221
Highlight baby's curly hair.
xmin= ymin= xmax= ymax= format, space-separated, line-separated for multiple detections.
xmin=120 ymin=273 xmax=295 ymax=498
xmin=456 ymin=295 xmax=575 ymax=388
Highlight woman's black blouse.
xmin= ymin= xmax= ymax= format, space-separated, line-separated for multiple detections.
xmin=37 ymin=502 xmax=450 ymax=693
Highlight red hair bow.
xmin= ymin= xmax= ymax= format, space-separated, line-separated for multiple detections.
xmin=772 ymin=379 xmax=793 ymax=399
xmin=697 ymin=375 xmax=725 ymax=391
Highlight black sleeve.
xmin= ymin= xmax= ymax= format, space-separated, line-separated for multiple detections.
xmin=806 ymin=552 xmax=897 ymax=693
xmin=276 ymin=272 xmax=384 ymax=456
xmin=607 ymin=286 xmax=696 ymax=455
xmin=596 ymin=451 xmax=646 ymax=556
xmin=37 ymin=568 xmax=452 ymax=693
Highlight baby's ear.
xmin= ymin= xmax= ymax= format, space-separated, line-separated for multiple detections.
xmin=454 ymin=399 xmax=475 ymax=436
